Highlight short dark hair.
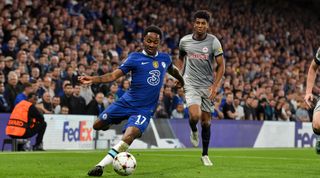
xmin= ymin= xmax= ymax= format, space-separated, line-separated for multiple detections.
xmin=21 ymin=73 xmax=29 ymax=77
xmin=64 ymin=83 xmax=72 ymax=88
xmin=143 ymin=25 xmax=162 ymax=40
xmin=90 ymin=60 xmax=98 ymax=65
xmin=27 ymin=92 xmax=36 ymax=100
xmin=193 ymin=10 xmax=211 ymax=22
xmin=78 ymin=63 xmax=85 ymax=68
xmin=23 ymin=82 xmax=32 ymax=90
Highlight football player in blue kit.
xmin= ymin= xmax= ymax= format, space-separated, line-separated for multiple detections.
xmin=79 ymin=26 xmax=184 ymax=177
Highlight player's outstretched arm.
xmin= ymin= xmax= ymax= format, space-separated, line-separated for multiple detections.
xmin=78 ymin=69 xmax=124 ymax=85
xmin=305 ymin=60 xmax=318 ymax=108
xmin=168 ymin=64 xmax=184 ymax=88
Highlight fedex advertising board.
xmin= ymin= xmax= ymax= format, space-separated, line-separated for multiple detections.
xmin=43 ymin=114 xmax=95 ymax=150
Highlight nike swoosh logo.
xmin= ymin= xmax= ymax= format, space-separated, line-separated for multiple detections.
xmin=141 ymin=62 xmax=149 ymax=65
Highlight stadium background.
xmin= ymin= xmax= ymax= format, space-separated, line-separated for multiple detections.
xmin=0 ymin=0 xmax=319 ymax=147
xmin=0 ymin=0 xmax=319 ymax=121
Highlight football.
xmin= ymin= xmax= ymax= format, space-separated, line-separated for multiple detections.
xmin=112 ymin=152 xmax=137 ymax=176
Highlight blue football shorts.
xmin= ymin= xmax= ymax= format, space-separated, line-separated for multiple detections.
xmin=98 ymin=103 xmax=151 ymax=134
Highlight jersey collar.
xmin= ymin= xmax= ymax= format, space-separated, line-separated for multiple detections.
xmin=192 ymin=33 xmax=207 ymax=41
xmin=142 ymin=50 xmax=158 ymax=57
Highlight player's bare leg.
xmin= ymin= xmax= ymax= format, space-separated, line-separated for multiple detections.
xmin=122 ymin=126 xmax=141 ymax=145
xmin=312 ymin=111 xmax=320 ymax=154
xmin=88 ymin=126 xmax=140 ymax=176
xmin=200 ymin=111 xmax=213 ymax=166
xmin=189 ymin=104 xmax=201 ymax=147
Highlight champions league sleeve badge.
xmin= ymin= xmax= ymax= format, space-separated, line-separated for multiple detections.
xmin=161 ymin=62 xmax=166 ymax=68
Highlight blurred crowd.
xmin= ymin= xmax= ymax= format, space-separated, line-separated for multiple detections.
xmin=0 ymin=0 xmax=319 ymax=122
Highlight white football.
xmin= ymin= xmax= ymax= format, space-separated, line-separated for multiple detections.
xmin=112 ymin=152 xmax=137 ymax=176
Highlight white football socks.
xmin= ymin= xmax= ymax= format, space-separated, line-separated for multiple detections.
xmin=97 ymin=140 xmax=130 ymax=167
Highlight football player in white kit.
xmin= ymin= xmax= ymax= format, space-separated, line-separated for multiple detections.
xmin=305 ymin=47 xmax=320 ymax=154
xmin=178 ymin=10 xmax=225 ymax=166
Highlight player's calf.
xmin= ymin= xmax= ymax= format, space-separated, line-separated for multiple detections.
xmin=189 ymin=119 xmax=198 ymax=132
xmin=122 ymin=126 xmax=141 ymax=145
xmin=188 ymin=105 xmax=201 ymax=132
xmin=201 ymin=123 xmax=211 ymax=156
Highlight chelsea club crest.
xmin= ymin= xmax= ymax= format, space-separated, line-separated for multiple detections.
xmin=153 ymin=61 xmax=159 ymax=68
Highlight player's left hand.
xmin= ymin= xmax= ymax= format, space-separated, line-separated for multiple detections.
xmin=209 ymin=84 xmax=218 ymax=100
xmin=78 ymin=75 xmax=94 ymax=85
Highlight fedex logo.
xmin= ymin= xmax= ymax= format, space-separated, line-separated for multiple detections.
xmin=63 ymin=121 xmax=93 ymax=142
xmin=295 ymin=122 xmax=316 ymax=147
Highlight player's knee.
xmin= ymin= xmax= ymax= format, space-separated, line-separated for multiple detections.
xmin=189 ymin=113 xmax=201 ymax=120
xmin=201 ymin=122 xmax=211 ymax=128
xmin=93 ymin=122 xmax=102 ymax=130
xmin=93 ymin=124 xmax=99 ymax=130
xmin=312 ymin=122 xmax=320 ymax=135
xmin=313 ymin=127 xmax=320 ymax=135
xmin=313 ymin=118 xmax=320 ymax=128
xmin=92 ymin=120 xmax=110 ymax=131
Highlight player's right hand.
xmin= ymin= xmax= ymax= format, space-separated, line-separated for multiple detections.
xmin=78 ymin=76 xmax=93 ymax=85
xmin=304 ymin=93 xmax=315 ymax=109
xmin=208 ymin=84 xmax=218 ymax=100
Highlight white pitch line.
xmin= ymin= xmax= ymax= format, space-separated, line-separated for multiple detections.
xmin=140 ymin=153 xmax=320 ymax=162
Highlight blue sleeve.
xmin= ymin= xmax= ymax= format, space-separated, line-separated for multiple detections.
xmin=166 ymin=55 xmax=173 ymax=71
xmin=169 ymin=56 xmax=173 ymax=69
xmin=14 ymin=94 xmax=22 ymax=106
xmin=119 ymin=55 xmax=135 ymax=74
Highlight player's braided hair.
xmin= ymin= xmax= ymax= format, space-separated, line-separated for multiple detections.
xmin=193 ymin=10 xmax=211 ymax=22
xmin=143 ymin=25 xmax=162 ymax=40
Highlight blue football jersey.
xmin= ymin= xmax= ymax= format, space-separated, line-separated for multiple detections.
xmin=117 ymin=51 xmax=172 ymax=113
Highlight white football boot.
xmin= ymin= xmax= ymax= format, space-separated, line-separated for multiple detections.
xmin=201 ymin=155 xmax=213 ymax=166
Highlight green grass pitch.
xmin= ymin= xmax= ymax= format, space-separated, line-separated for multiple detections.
xmin=0 ymin=148 xmax=319 ymax=178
